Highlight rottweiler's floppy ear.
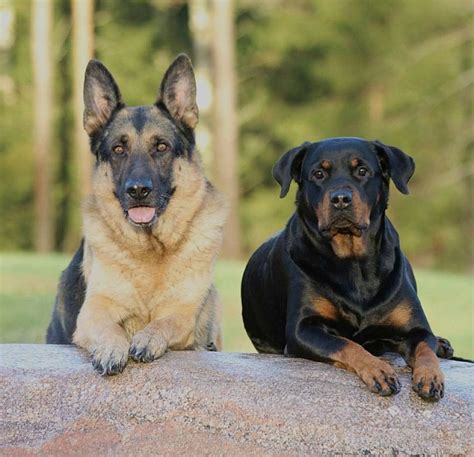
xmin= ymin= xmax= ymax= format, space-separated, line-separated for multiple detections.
xmin=158 ymin=54 xmax=199 ymax=130
xmin=83 ymin=60 xmax=123 ymax=136
xmin=272 ymin=142 xmax=310 ymax=198
xmin=372 ymin=140 xmax=415 ymax=194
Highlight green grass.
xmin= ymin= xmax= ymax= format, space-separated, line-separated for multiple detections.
xmin=0 ymin=253 xmax=472 ymax=358
xmin=0 ymin=252 xmax=254 ymax=352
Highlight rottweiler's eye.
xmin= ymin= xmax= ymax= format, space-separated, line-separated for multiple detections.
xmin=113 ymin=145 xmax=125 ymax=155
xmin=156 ymin=143 xmax=169 ymax=153
xmin=313 ymin=170 xmax=325 ymax=180
xmin=357 ymin=167 xmax=369 ymax=177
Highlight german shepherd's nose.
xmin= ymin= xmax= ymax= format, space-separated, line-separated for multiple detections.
xmin=126 ymin=179 xmax=153 ymax=201
xmin=330 ymin=189 xmax=352 ymax=209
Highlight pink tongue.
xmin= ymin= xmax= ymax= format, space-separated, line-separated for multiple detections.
xmin=128 ymin=207 xmax=156 ymax=224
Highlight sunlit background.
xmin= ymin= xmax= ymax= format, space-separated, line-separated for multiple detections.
xmin=0 ymin=0 xmax=472 ymax=357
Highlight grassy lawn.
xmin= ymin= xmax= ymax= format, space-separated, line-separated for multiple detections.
xmin=0 ymin=252 xmax=472 ymax=358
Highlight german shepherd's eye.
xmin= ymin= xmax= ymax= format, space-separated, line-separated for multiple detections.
xmin=357 ymin=167 xmax=369 ymax=177
xmin=113 ymin=145 xmax=125 ymax=155
xmin=313 ymin=169 xmax=326 ymax=181
xmin=156 ymin=142 xmax=169 ymax=153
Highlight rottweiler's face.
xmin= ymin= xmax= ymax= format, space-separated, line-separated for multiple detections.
xmin=273 ymin=138 xmax=415 ymax=257
xmin=83 ymin=55 xmax=199 ymax=227
xmin=299 ymin=139 xmax=386 ymax=237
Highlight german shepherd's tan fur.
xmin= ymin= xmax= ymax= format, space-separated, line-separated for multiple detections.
xmin=47 ymin=55 xmax=227 ymax=375
xmin=76 ymin=153 xmax=226 ymax=370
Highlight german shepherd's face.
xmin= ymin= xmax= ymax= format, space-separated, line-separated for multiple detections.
xmin=273 ymin=137 xmax=415 ymax=256
xmin=83 ymin=55 xmax=199 ymax=227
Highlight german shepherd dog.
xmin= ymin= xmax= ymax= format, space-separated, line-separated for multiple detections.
xmin=242 ymin=138 xmax=454 ymax=401
xmin=47 ymin=55 xmax=227 ymax=375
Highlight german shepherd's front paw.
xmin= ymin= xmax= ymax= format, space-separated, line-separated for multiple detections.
xmin=129 ymin=329 xmax=168 ymax=363
xmin=91 ymin=339 xmax=129 ymax=376
xmin=412 ymin=365 xmax=445 ymax=401
xmin=357 ymin=359 xmax=401 ymax=396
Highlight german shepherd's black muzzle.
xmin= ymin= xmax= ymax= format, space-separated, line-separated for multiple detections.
xmin=122 ymin=165 xmax=157 ymax=226
xmin=111 ymin=137 xmax=176 ymax=226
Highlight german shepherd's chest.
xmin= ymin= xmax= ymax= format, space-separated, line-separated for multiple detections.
xmin=85 ymin=241 xmax=207 ymax=325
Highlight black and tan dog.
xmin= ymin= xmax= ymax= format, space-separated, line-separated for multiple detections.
xmin=47 ymin=55 xmax=227 ymax=375
xmin=242 ymin=137 xmax=454 ymax=401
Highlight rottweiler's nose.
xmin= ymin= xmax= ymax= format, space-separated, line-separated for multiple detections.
xmin=126 ymin=179 xmax=153 ymax=200
xmin=330 ymin=189 xmax=352 ymax=209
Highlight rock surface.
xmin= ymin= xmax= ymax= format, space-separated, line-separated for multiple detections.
xmin=0 ymin=344 xmax=472 ymax=456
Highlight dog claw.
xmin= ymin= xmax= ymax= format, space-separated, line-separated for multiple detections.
xmin=412 ymin=376 xmax=444 ymax=402
xmin=129 ymin=330 xmax=167 ymax=364
xmin=92 ymin=354 xmax=127 ymax=376
xmin=359 ymin=360 xmax=400 ymax=397
xmin=373 ymin=380 xmax=382 ymax=392
xmin=388 ymin=379 xmax=401 ymax=394
xmin=129 ymin=346 xmax=155 ymax=363
xmin=90 ymin=343 xmax=129 ymax=376
xmin=206 ymin=342 xmax=217 ymax=351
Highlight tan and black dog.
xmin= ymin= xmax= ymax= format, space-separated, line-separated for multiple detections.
xmin=47 ymin=55 xmax=227 ymax=375
xmin=242 ymin=137 xmax=454 ymax=401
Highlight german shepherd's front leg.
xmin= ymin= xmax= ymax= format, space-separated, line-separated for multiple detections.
xmin=73 ymin=295 xmax=130 ymax=375
xmin=129 ymin=310 xmax=195 ymax=363
xmin=286 ymin=319 xmax=401 ymax=396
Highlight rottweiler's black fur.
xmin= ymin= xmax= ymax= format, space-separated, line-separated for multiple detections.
xmin=242 ymin=137 xmax=454 ymax=401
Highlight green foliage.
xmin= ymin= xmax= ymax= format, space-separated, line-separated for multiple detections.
xmin=0 ymin=253 xmax=471 ymax=358
xmin=95 ymin=0 xmax=192 ymax=105
xmin=0 ymin=0 xmax=472 ymax=270
xmin=236 ymin=0 xmax=473 ymax=269
xmin=0 ymin=2 xmax=34 ymax=250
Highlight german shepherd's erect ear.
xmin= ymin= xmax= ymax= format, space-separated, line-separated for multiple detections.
xmin=83 ymin=60 xmax=123 ymax=136
xmin=157 ymin=54 xmax=199 ymax=130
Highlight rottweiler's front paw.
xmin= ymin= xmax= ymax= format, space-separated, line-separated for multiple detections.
xmin=129 ymin=329 xmax=168 ymax=363
xmin=412 ymin=365 xmax=444 ymax=401
xmin=358 ymin=359 xmax=401 ymax=396
xmin=91 ymin=339 xmax=129 ymax=376
xmin=436 ymin=336 xmax=454 ymax=359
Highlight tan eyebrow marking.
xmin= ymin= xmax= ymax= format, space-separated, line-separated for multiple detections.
xmin=350 ymin=158 xmax=360 ymax=168
xmin=321 ymin=160 xmax=331 ymax=170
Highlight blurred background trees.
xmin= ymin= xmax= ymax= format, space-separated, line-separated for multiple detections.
xmin=0 ymin=0 xmax=472 ymax=271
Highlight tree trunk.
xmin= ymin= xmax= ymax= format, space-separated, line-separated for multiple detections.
xmin=211 ymin=0 xmax=241 ymax=258
xmin=32 ymin=0 xmax=53 ymax=253
xmin=188 ymin=0 xmax=213 ymax=173
xmin=460 ymin=40 xmax=473 ymax=272
xmin=367 ymin=83 xmax=385 ymax=125
xmin=66 ymin=0 xmax=94 ymax=251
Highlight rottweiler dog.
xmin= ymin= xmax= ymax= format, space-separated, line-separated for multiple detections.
xmin=242 ymin=137 xmax=454 ymax=401
xmin=47 ymin=55 xmax=227 ymax=375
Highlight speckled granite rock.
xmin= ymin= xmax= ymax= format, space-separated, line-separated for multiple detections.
xmin=0 ymin=344 xmax=472 ymax=456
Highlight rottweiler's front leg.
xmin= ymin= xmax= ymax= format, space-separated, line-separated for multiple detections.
xmin=436 ymin=336 xmax=454 ymax=359
xmin=404 ymin=334 xmax=444 ymax=401
xmin=286 ymin=321 xmax=401 ymax=396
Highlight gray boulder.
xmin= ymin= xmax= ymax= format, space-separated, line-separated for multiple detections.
xmin=0 ymin=344 xmax=472 ymax=455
